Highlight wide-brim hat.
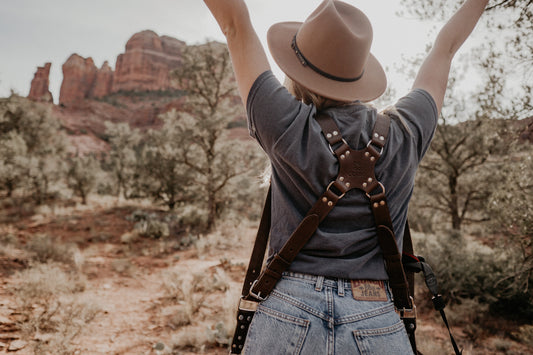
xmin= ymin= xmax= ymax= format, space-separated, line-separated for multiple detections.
xmin=267 ymin=0 xmax=386 ymax=102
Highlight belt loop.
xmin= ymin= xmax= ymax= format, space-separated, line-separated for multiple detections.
xmin=338 ymin=278 xmax=345 ymax=296
xmin=315 ymin=276 xmax=324 ymax=291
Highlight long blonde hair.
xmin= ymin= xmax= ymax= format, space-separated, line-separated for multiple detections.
xmin=284 ymin=77 xmax=348 ymax=111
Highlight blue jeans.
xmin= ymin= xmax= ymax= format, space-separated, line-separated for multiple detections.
xmin=243 ymin=272 xmax=414 ymax=355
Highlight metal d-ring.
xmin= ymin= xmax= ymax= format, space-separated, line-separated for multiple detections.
xmin=365 ymin=181 xmax=386 ymax=199
xmin=366 ymin=140 xmax=384 ymax=156
xmin=328 ymin=138 xmax=349 ymax=156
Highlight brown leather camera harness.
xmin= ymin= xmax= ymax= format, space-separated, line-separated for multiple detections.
xmin=230 ymin=112 xmax=461 ymax=355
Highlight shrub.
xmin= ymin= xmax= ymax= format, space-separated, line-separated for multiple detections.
xmin=512 ymin=325 xmax=533 ymax=347
xmin=11 ymin=263 xmax=98 ymax=354
xmin=413 ymin=231 xmax=533 ymax=320
xmin=129 ymin=210 xmax=170 ymax=239
xmin=26 ymin=234 xmax=79 ymax=266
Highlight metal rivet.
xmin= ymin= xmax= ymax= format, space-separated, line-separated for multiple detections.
xmin=374 ymin=133 xmax=379 ymax=138
xmin=368 ymin=178 xmax=373 ymax=183
xmin=328 ymin=201 xmax=333 ymax=207
xmin=238 ymin=315 xmax=244 ymax=321
xmin=238 ymin=336 xmax=242 ymax=340
xmin=322 ymin=197 xmax=328 ymax=202
xmin=370 ymin=157 xmax=375 ymax=162
xmin=247 ymin=316 xmax=252 ymax=321
xmin=241 ymin=325 xmax=245 ymax=329
xmin=380 ymin=201 xmax=385 ymax=206
xmin=346 ymin=182 xmax=351 ymax=188
xmin=339 ymin=176 xmax=344 ymax=182
xmin=345 ymin=151 xmax=350 ymax=155
xmin=233 ymin=344 xmax=237 ymax=348
xmin=380 ymin=136 xmax=385 ymax=141
xmin=340 ymin=155 xmax=345 ymax=159
xmin=373 ymin=202 xmax=379 ymax=208
xmin=239 ymin=345 xmax=243 ymax=349
xmin=326 ymin=133 xmax=332 ymax=138
xmin=365 ymin=152 xmax=370 ymax=157
xmin=333 ymin=131 xmax=338 ymax=136
xmin=363 ymin=182 xmax=368 ymax=188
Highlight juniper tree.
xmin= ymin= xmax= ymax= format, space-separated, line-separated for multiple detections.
xmin=166 ymin=41 xmax=263 ymax=231
xmin=0 ymin=94 xmax=66 ymax=203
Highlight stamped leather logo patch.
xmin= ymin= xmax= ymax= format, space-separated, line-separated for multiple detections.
xmin=351 ymin=280 xmax=388 ymax=301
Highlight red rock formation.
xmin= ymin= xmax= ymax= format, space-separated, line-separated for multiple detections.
xmin=28 ymin=63 xmax=53 ymax=103
xmin=59 ymin=54 xmax=97 ymax=106
xmin=90 ymin=61 xmax=114 ymax=98
xmin=112 ymin=30 xmax=185 ymax=92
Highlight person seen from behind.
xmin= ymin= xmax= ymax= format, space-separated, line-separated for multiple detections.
xmin=203 ymin=0 xmax=490 ymax=353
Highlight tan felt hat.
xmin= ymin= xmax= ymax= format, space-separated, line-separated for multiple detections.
xmin=267 ymin=0 xmax=387 ymax=102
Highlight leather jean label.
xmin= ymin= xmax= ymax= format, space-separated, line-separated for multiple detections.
xmin=351 ymin=280 xmax=388 ymax=301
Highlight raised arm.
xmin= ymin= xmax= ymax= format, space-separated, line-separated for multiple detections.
xmin=204 ymin=0 xmax=270 ymax=105
xmin=413 ymin=0 xmax=489 ymax=114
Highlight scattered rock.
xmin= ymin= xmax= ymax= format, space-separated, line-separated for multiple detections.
xmin=153 ymin=341 xmax=165 ymax=351
xmin=8 ymin=340 xmax=27 ymax=351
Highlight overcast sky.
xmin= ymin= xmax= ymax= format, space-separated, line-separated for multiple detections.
xmin=0 ymin=0 xmax=453 ymax=102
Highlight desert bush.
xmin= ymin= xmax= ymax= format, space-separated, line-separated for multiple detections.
xmin=413 ymin=231 xmax=533 ymax=320
xmin=512 ymin=324 xmax=533 ymax=347
xmin=0 ymin=95 xmax=67 ymax=203
xmin=26 ymin=234 xmax=79 ymax=266
xmin=11 ymin=263 xmax=98 ymax=354
xmin=66 ymin=153 xmax=100 ymax=204
xmin=129 ymin=210 xmax=170 ymax=239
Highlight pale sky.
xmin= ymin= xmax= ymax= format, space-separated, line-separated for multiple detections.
xmin=0 ymin=0 xmax=459 ymax=102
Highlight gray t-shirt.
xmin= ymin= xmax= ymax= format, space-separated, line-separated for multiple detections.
xmin=247 ymin=70 xmax=438 ymax=280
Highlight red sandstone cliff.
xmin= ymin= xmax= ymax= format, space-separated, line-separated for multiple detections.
xmin=112 ymin=30 xmax=186 ymax=92
xmin=56 ymin=31 xmax=186 ymax=107
xmin=90 ymin=61 xmax=114 ymax=99
xmin=28 ymin=63 xmax=53 ymax=103
xmin=59 ymin=54 xmax=97 ymax=106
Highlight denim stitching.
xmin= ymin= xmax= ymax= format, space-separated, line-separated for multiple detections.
xmin=271 ymin=290 xmax=328 ymax=321
xmin=353 ymin=321 xmax=408 ymax=354
xmin=353 ymin=320 xmax=406 ymax=336
xmin=326 ymin=286 xmax=334 ymax=355
xmin=254 ymin=305 xmax=311 ymax=354
xmin=335 ymin=303 xmax=395 ymax=325
xmin=256 ymin=305 xmax=310 ymax=327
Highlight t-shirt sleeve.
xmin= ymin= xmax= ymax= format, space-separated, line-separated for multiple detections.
xmin=246 ymin=70 xmax=312 ymax=154
xmin=394 ymin=88 xmax=439 ymax=160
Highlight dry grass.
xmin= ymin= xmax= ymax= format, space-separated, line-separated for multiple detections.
xmin=9 ymin=262 xmax=100 ymax=354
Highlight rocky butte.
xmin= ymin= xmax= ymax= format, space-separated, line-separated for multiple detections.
xmin=28 ymin=62 xmax=53 ymax=103
xmin=28 ymin=30 xmax=187 ymax=107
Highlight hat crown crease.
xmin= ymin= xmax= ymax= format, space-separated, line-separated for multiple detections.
xmin=296 ymin=0 xmax=373 ymax=79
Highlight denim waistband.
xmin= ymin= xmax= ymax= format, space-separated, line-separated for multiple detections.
xmin=281 ymin=271 xmax=389 ymax=292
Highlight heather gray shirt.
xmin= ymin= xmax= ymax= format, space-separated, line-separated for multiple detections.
xmin=247 ymin=71 xmax=438 ymax=280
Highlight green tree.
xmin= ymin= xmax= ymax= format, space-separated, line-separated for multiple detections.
xmin=66 ymin=153 xmax=100 ymax=204
xmin=0 ymin=94 xmax=66 ymax=203
xmin=103 ymin=122 xmax=142 ymax=199
xmin=140 ymin=115 xmax=196 ymax=210
xmin=167 ymin=41 xmax=262 ymax=231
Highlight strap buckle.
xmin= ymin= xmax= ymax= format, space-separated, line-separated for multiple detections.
xmin=396 ymin=296 xmax=417 ymax=319
xmin=238 ymin=297 xmax=259 ymax=312
xmin=249 ymin=280 xmax=267 ymax=301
